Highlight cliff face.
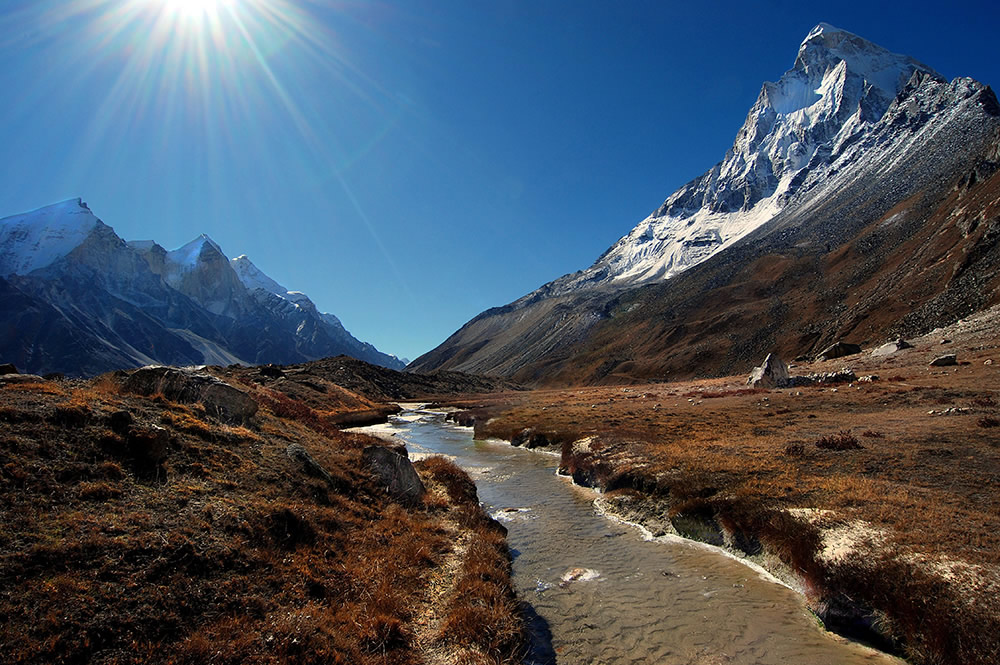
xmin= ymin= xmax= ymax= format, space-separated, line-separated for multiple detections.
xmin=410 ymin=26 xmax=1000 ymax=384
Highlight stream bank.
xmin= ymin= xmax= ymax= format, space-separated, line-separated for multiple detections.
xmin=446 ymin=401 xmax=1000 ymax=665
xmin=359 ymin=406 xmax=905 ymax=665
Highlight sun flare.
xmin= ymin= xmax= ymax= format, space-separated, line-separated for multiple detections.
xmin=159 ymin=0 xmax=234 ymax=19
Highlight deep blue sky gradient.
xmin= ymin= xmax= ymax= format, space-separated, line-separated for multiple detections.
xmin=2 ymin=0 xmax=999 ymax=360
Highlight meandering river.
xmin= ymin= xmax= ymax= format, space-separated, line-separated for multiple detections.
xmin=357 ymin=406 xmax=902 ymax=665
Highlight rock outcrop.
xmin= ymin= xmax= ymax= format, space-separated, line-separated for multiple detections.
xmin=747 ymin=353 xmax=789 ymax=388
xmin=362 ymin=445 xmax=426 ymax=506
xmin=119 ymin=366 xmax=258 ymax=424
xmin=871 ymin=339 xmax=913 ymax=357
xmin=817 ymin=342 xmax=863 ymax=361
xmin=511 ymin=427 xmax=552 ymax=449
xmin=930 ymin=354 xmax=958 ymax=367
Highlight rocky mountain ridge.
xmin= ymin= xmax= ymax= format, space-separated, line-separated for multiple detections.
xmin=0 ymin=199 xmax=405 ymax=376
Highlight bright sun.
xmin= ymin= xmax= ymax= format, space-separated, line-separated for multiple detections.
xmin=161 ymin=0 xmax=233 ymax=19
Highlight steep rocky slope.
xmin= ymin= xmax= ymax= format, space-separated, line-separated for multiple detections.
xmin=410 ymin=25 xmax=1000 ymax=384
xmin=0 ymin=199 xmax=404 ymax=376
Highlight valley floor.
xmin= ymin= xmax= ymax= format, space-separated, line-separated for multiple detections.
xmin=438 ymin=308 xmax=1000 ymax=665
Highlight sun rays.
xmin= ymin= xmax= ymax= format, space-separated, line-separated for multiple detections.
xmin=2 ymin=0 xmax=414 ymax=299
xmin=157 ymin=0 xmax=236 ymax=20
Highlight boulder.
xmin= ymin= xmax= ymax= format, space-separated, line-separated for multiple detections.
xmin=871 ymin=339 xmax=913 ymax=357
xmin=818 ymin=342 xmax=862 ymax=361
xmin=99 ymin=424 xmax=171 ymax=480
xmin=747 ymin=353 xmax=789 ymax=388
xmin=286 ymin=443 xmax=337 ymax=488
xmin=126 ymin=426 xmax=171 ymax=479
xmin=199 ymin=382 xmax=259 ymax=424
xmin=930 ymin=354 xmax=958 ymax=367
xmin=0 ymin=363 xmax=18 ymax=375
xmin=108 ymin=410 xmax=134 ymax=435
xmin=362 ymin=445 xmax=426 ymax=506
xmin=120 ymin=366 xmax=257 ymax=424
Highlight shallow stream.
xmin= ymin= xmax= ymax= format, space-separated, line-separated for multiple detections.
xmin=357 ymin=407 xmax=901 ymax=665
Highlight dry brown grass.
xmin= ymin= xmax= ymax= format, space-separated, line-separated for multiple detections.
xmin=0 ymin=374 xmax=524 ymax=665
xmin=1 ymin=380 xmax=66 ymax=395
xmin=439 ymin=344 xmax=1000 ymax=665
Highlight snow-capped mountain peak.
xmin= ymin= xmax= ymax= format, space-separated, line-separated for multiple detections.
xmin=541 ymin=23 xmax=944 ymax=294
xmin=794 ymin=24 xmax=939 ymax=98
xmin=231 ymin=255 xmax=316 ymax=311
xmin=0 ymin=198 xmax=101 ymax=277
xmin=167 ymin=234 xmax=226 ymax=270
xmin=231 ymin=254 xmax=288 ymax=296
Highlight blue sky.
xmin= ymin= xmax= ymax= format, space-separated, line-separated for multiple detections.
xmin=1 ymin=0 xmax=999 ymax=361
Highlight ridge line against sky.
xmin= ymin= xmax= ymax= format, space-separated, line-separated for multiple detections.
xmin=1 ymin=0 xmax=999 ymax=360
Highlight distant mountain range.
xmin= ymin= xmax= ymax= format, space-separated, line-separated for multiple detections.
xmin=0 ymin=199 xmax=405 ymax=376
xmin=410 ymin=23 xmax=1000 ymax=383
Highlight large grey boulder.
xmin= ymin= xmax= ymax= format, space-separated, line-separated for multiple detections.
xmin=871 ymin=339 xmax=913 ymax=357
xmin=930 ymin=354 xmax=958 ymax=367
xmin=120 ymin=365 xmax=257 ymax=424
xmin=747 ymin=353 xmax=789 ymax=388
xmin=362 ymin=445 xmax=425 ymax=506
xmin=818 ymin=342 xmax=862 ymax=361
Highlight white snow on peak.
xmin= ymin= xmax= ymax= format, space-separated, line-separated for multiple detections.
xmin=159 ymin=234 xmax=234 ymax=300
xmin=550 ymin=24 xmax=942 ymax=295
xmin=231 ymin=255 xmax=317 ymax=311
xmin=793 ymin=22 xmax=939 ymax=103
xmin=231 ymin=254 xmax=287 ymax=295
xmin=0 ymin=198 xmax=101 ymax=277
xmin=167 ymin=234 xmax=226 ymax=269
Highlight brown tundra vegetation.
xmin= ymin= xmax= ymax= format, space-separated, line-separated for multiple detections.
xmin=0 ymin=366 xmax=525 ymax=665
xmin=440 ymin=312 xmax=1000 ymax=665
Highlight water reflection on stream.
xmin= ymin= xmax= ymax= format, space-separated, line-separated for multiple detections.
xmin=357 ymin=407 xmax=901 ymax=665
